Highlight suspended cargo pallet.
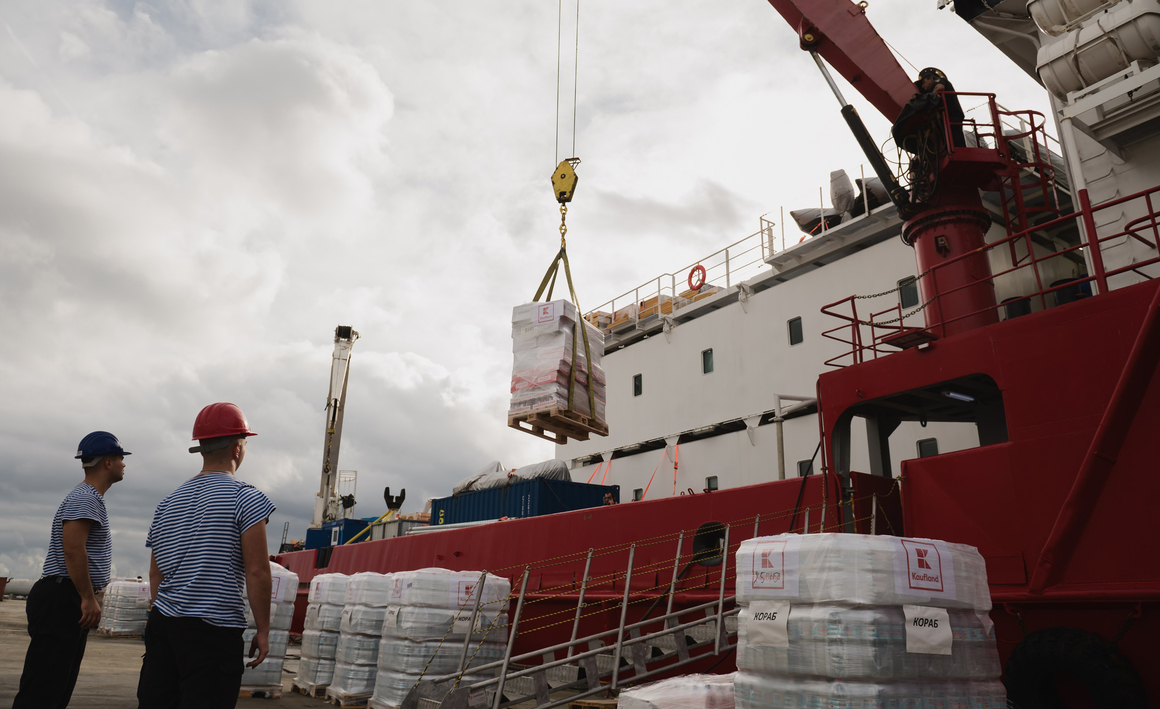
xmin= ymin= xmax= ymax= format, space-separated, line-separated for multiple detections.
xmin=508 ymin=406 xmax=608 ymax=444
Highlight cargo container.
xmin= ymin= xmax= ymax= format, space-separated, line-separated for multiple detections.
xmin=430 ymin=479 xmax=619 ymax=526
xmin=304 ymin=518 xmax=371 ymax=550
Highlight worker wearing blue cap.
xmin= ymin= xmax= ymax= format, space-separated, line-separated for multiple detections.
xmin=12 ymin=431 xmax=129 ymax=709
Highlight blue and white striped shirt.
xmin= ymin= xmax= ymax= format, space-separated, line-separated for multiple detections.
xmin=42 ymin=483 xmax=112 ymax=591
xmin=147 ymin=472 xmax=275 ymax=628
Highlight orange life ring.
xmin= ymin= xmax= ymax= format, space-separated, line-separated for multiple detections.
xmin=689 ymin=265 xmax=707 ymax=291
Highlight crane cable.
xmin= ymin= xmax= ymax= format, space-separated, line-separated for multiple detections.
xmin=555 ymin=0 xmax=580 ymax=166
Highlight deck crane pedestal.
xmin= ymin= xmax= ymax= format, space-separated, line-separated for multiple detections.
xmin=312 ymin=324 xmax=359 ymax=529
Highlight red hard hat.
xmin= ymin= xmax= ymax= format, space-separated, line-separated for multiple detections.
xmin=192 ymin=402 xmax=258 ymax=441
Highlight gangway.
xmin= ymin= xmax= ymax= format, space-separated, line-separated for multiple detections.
xmin=402 ymin=530 xmax=744 ymax=709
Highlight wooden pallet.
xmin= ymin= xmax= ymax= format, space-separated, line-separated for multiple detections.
xmin=239 ymin=684 xmax=283 ymax=699
xmin=509 ymin=407 xmax=608 ymax=444
xmin=325 ymin=689 xmax=372 ymax=708
xmin=292 ymin=681 xmax=329 ymax=698
xmin=95 ymin=629 xmax=143 ymax=639
xmin=570 ymin=699 xmax=619 ymax=709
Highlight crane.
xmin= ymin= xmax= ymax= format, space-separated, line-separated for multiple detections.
xmin=312 ymin=324 xmax=359 ymax=528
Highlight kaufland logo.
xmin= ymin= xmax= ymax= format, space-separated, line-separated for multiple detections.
xmin=537 ymin=304 xmax=555 ymax=323
xmin=458 ymin=581 xmax=476 ymax=605
xmin=750 ymin=541 xmax=786 ymax=589
xmin=391 ymin=577 xmax=404 ymax=598
xmin=902 ymin=540 xmax=944 ymax=592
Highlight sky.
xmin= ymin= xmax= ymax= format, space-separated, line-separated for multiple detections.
xmin=0 ymin=0 xmax=1052 ymax=580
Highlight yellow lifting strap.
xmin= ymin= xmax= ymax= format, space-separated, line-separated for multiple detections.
xmin=532 ymin=158 xmax=596 ymax=419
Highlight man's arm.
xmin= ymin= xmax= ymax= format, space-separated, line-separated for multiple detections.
xmin=148 ymin=552 xmax=163 ymax=606
xmin=241 ymin=520 xmax=272 ymax=667
xmin=62 ymin=519 xmax=101 ymax=629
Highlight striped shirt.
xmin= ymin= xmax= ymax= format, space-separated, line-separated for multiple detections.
xmin=42 ymin=483 xmax=112 ymax=591
xmin=147 ymin=472 xmax=275 ymax=628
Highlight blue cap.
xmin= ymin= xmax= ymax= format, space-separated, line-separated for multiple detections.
xmin=75 ymin=431 xmax=131 ymax=459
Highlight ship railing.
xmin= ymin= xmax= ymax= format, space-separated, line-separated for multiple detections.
xmin=821 ymin=180 xmax=1160 ymax=367
xmin=585 ymin=228 xmax=770 ymax=334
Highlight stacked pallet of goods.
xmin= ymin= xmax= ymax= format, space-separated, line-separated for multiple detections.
xmin=368 ymin=569 xmax=511 ymax=709
xmin=97 ymin=579 xmax=150 ymax=637
xmin=240 ymin=562 xmax=298 ymax=696
xmin=733 ymin=534 xmax=1007 ymax=708
xmin=327 ymin=572 xmax=394 ymax=705
xmin=618 ymin=674 xmax=736 ymax=709
xmin=509 ymin=299 xmax=607 ymax=441
xmin=294 ymin=572 xmax=349 ymax=696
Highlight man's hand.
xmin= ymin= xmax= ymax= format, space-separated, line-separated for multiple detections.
xmin=79 ymin=595 xmax=102 ymax=629
xmin=247 ymin=628 xmax=270 ymax=667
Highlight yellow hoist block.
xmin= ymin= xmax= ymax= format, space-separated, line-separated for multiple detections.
xmin=552 ymin=159 xmax=579 ymax=204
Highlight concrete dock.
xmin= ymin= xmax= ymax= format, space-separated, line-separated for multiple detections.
xmin=0 ymin=598 xmax=320 ymax=708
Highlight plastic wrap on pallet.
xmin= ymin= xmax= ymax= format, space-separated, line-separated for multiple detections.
xmin=270 ymin=561 xmax=300 ymax=603
xmin=509 ymin=299 xmax=607 ymax=423
xmin=376 ymin=638 xmax=504 ymax=675
xmin=388 ymin=569 xmax=511 ymax=611
xmin=733 ymin=673 xmax=1008 ymax=709
xmin=328 ymin=661 xmax=378 ymax=697
xmin=371 ymin=670 xmax=491 ymax=709
xmin=345 ymin=572 xmax=394 ymax=607
xmin=735 ymin=534 xmax=992 ymax=611
xmin=309 ymin=573 xmax=351 ymax=604
xmin=245 ymin=600 xmax=294 ymax=631
xmin=381 ymin=605 xmax=508 ymax=642
xmin=241 ymin=656 xmax=284 ymax=686
xmin=618 ymin=673 xmax=736 ymax=709
xmin=242 ymin=629 xmax=290 ymax=659
xmin=737 ymin=605 xmax=1002 ymax=679
xmin=335 ymin=631 xmax=382 ymax=666
xmin=296 ymin=656 xmax=336 ymax=687
xmin=341 ymin=604 xmax=389 ymax=636
xmin=302 ymin=629 xmax=341 ymax=660
xmin=98 ymin=579 xmax=151 ymax=635
xmin=305 ymin=602 xmax=344 ymax=632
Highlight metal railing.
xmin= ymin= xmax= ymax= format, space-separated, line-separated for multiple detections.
xmin=820 ymin=180 xmax=1160 ymax=367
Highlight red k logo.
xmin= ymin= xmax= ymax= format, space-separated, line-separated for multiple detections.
xmin=760 ymin=550 xmax=776 ymax=569
xmin=916 ymin=548 xmax=932 ymax=570
xmin=750 ymin=541 xmax=787 ymax=590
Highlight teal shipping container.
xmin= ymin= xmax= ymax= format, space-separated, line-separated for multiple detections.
xmin=431 ymin=479 xmax=619 ymax=526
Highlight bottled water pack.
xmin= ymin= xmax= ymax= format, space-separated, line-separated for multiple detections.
xmin=341 ymin=604 xmax=390 ymax=636
xmin=370 ymin=670 xmax=491 ymax=709
xmin=346 ymin=572 xmax=394 ymax=608
xmin=381 ymin=604 xmax=508 ymax=642
xmin=388 ymin=569 xmax=511 ymax=611
xmin=305 ymin=602 xmax=344 ymax=632
xmin=335 ymin=631 xmax=383 ymax=666
xmin=297 ymin=656 xmax=336 ymax=686
xmin=376 ymin=638 xmax=504 ymax=675
xmin=736 ymin=534 xmax=991 ymax=611
xmin=733 ymin=673 xmax=1008 ymax=709
xmin=309 ymin=573 xmax=350 ymax=605
xmin=329 ymin=662 xmax=378 ymax=696
xmin=241 ymin=656 xmax=284 ymax=686
xmin=244 ymin=600 xmax=294 ymax=631
xmin=301 ymin=629 xmax=340 ymax=660
xmin=737 ymin=604 xmax=1001 ymax=679
xmin=618 ymin=673 xmax=736 ymax=709
xmin=243 ymin=628 xmax=289 ymax=659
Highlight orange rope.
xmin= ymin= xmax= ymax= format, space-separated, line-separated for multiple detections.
xmin=640 ymin=448 xmax=667 ymax=501
xmin=601 ymin=457 xmax=612 ymax=485
xmin=672 ymin=444 xmax=680 ymax=495
xmin=586 ymin=461 xmax=603 ymax=484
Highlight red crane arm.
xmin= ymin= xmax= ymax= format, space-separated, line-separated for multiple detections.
xmin=765 ymin=0 xmax=916 ymax=121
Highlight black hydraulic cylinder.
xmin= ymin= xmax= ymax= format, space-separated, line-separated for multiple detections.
xmin=840 ymin=104 xmax=912 ymax=217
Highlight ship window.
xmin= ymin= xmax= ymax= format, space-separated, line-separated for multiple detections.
xmin=788 ymin=317 xmax=804 ymax=345
xmin=702 ymin=348 xmax=714 ymax=374
xmin=898 ymin=277 xmax=919 ymax=309
xmin=705 ymin=475 xmax=718 ymax=490
xmin=917 ymin=438 xmax=939 ymax=458
xmin=633 ymin=374 xmax=642 ymax=397
xmin=632 ymin=488 xmax=643 ymax=501
xmin=797 ymin=460 xmax=813 ymax=476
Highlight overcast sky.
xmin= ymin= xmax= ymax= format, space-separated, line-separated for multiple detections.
xmin=0 ymin=1 xmax=1050 ymax=580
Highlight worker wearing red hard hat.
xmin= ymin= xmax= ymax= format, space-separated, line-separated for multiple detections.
xmin=12 ymin=431 xmax=129 ymax=709
xmin=137 ymin=403 xmax=275 ymax=709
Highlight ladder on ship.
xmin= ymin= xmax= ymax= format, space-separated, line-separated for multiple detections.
xmin=400 ymin=535 xmax=741 ymax=709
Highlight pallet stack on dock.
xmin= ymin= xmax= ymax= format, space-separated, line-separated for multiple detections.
xmin=327 ymin=572 xmax=394 ymax=707
xmin=97 ymin=579 xmax=150 ymax=637
xmin=295 ymin=572 xmax=349 ymax=698
xmin=240 ymin=562 xmax=298 ymax=698
xmin=733 ymin=534 xmax=1007 ymax=708
xmin=368 ymin=569 xmax=510 ymax=709
xmin=508 ymin=299 xmax=608 ymax=443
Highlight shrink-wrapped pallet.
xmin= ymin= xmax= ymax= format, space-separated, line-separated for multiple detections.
xmin=329 ymin=662 xmax=378 ymax=696
xmin=388 ymin=569 xmax=511 ymax=610
xmin=509 ymin=300 xmax=606 ymax=423
xmin=240 ymin=562 xmax=298 ymax=693
xmin=98 ymin=579 xmax=151 ymax=635
xmin=733 ymin=674 xmax=1008 ymax=709
xmin=310 ymin=573 xmax=351 ymax=605
xmin=346 ymin=572 xmax=394 ymax=607
xmin=302 ymin=629 xmax=341 ymax=660
xmin=381 ymin=605 xmax=508 ymax=642
xmin=735 ymin=533 xmax=992 ymax=611
xmin=733 ymin=534 xmax=1006 ymax=709
xmin=335 ymin=631 xmax=383 ymax=666
xmin=369 ymin=671 xmax=492 ymax=709
xmin=736 ymin=604 xmax=1001 ymax=679
xmin=297 ymin=657 xmax=336 ymax=686
xmin=617 ymin=673 xmax=736 ymax=709
xmin=305 ymin=602 xmax=344 ymax=632
xmin=342 ymin=604 xmax=390 ymax=636
xmin=376 ymin=638 xmax=504 ymax=675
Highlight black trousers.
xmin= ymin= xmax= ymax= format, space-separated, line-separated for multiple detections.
xmin=136 ymin=612 xmax=244 ymax=709
xmin=13 ymin=576 xmax=89 ymax=709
